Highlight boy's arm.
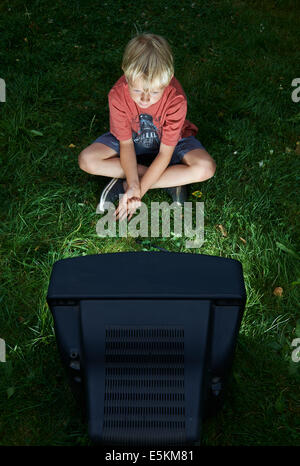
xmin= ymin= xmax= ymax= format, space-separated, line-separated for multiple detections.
xmin=119 ymin=138 xmax=139 ymax=188
xmin=139 ymin=142 xmax=175 ymax=198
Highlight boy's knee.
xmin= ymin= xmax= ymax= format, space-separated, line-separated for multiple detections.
xmin=78 ymin=150 xmax=90 ymax=171
xmin=209 ymin=159 xmax=217 ymax=178
xmin=198 ymin=157 xmax=216 ymax=180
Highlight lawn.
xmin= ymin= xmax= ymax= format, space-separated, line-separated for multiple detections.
xmin=0 ymin=0 xmax=299 ymax=446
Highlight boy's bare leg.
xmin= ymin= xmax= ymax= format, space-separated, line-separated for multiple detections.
xmin=81 ymin=149 xmax=215 ymax=189
xmin=94 ymin=157 xmax=204 ymax=190
xmin=126 ymin=149 xmax=216 ymax=189
xmin=82 ymin=155 xmax=148 ymax=179
xmin=125 ymin=163 xmax=208 ymax=190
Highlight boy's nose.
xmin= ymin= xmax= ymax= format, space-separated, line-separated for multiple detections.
xmin=141 ymin=93 xmax=150 ymax=102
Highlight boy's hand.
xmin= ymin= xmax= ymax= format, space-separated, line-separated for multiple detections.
xmin=114 ymin=184 xmax=141 ymax=221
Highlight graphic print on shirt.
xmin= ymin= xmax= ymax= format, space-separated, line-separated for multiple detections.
xmin=132 ymin=114 xmax=162 ymax=151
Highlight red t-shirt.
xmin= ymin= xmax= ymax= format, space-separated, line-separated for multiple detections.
xmin=108 ymin=75 xmax=198 ymax=149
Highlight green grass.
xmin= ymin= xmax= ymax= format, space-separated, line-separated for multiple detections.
xmin=0 ymin=0 xmax=300 ymax=446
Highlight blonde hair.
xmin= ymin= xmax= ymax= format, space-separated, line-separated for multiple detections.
xmin=121 ymin=33 xmax=174 ymax=92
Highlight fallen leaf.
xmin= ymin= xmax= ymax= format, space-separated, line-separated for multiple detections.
xmin=273 ymin=287 xmax=283 ymax=297
xmin=239 ymin=237 xmax=247 ymax=244
xmin=34 ymin=245 xmax=40 ymax=251
xmin=216 ymin=224 xmax=227 ymax=237
xmin=192 ymin=190 xmax=202 ymax=198
xmin=68 ymin=143 xmax=76 ymax=148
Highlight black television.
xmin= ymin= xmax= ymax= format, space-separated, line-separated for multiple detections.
xmin=46 ymin=251 xmax=247 ymax=445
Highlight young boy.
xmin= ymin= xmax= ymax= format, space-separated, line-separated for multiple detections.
xmin=78 ymin=33 xmax=216 ymax=221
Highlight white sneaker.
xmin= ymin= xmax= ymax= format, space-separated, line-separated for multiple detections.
xmin=98 ymin=178 xmax=125 ymax=213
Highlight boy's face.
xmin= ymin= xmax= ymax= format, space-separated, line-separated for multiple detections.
xmin=127 ymin=77 xmax=167 ymax=108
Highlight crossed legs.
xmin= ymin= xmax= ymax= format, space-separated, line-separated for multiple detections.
xmin=78 ymin=142 xmax=216 ymax=189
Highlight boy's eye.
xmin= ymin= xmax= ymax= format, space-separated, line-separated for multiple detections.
xmin=133 ymin=90 xmax=159 ymax=95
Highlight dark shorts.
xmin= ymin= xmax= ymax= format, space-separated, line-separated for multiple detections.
xmin=92 ymin=132 xmax=206 ymax=166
